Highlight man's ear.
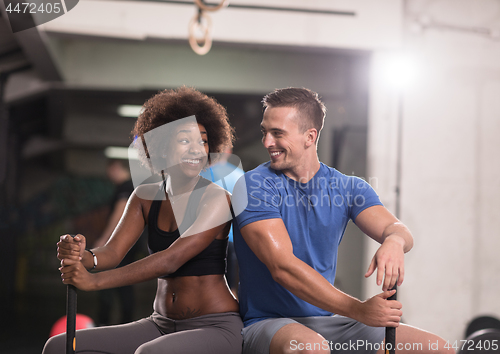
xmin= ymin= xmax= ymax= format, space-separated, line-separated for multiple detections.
xmin=305 ymin=128 xmax=318 ymax=147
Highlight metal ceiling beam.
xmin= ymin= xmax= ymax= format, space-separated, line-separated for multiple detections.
xmin=102 ymin=0 xmax=356 ymax=16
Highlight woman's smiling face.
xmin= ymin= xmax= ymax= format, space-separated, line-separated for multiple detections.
xmin=165 ymin=122 xmax=209 ymax=179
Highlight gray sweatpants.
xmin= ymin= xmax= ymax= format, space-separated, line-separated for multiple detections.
xmin=42 ymin=311 xmax=243 ymax=354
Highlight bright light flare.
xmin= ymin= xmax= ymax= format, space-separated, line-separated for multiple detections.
xmin=117 ymin=105 xmax=143 ymax=118
xmin=104 ymin=146 xmax=138 ymax=160
xmin=382 ymin=53 xmax=418 ymax=90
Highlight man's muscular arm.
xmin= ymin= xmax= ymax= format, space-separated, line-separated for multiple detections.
xmin=355 ymin=205 xmax=414 ymax=291
xmin=240 ymin=218 xmax=403 ymax=328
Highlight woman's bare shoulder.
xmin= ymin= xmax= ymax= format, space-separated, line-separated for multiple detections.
xmin=134 ymin=182 xmax=163 ymax=202
xmin=198 ymin=181 xmax=231 ymax=207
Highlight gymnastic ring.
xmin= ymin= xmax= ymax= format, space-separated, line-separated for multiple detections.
xmin=188 ymin=12 xmax=212 ymax=55
xmin=194 ymin=0 xmax=229 ymax=12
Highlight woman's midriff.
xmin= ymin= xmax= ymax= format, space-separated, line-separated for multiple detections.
xmin=153 ymin=274 xmax=239 ymax=320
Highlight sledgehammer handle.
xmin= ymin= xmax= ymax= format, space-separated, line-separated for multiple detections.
xmin=385 ymin=283 xmax=397 ymax=354
xmin=66 ymin=284 xmax=77 ymax=354
xmin=66 ymin=234 xmax=77 ymax=354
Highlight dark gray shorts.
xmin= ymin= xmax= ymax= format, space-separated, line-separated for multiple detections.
xmin=242 ymin=315 xmax=384 ymax=354
xmin=43 ymin=311 xmax=243 ymax=354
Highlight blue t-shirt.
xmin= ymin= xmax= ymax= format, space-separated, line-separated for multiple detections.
xmin=232 ymin=162 xmax=383 ymax=327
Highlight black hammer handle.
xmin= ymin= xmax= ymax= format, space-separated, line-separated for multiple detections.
xmin=385 ymin=283 xmax=397 ymax=354
xmin=66 ymin=235 xmax=77 ymax=354
xmin=66 ymin=284 xmax=77 ymax=354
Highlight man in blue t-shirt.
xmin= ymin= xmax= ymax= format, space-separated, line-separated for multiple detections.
xmin=232 ymin=88 xmax=453 ymax=354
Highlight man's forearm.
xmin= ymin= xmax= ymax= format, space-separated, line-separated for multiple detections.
xmin=382 ymin=222 xmax=413 ymax=253
xmin=271 ymin=256 xmax=364 ymax=321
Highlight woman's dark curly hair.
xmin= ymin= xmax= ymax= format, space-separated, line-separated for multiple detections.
xmin=132 ymin=87 xmax=235 ymax=172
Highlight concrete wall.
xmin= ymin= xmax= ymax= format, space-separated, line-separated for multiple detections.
xmin=366 ymin=0 xmax=500 ymax=342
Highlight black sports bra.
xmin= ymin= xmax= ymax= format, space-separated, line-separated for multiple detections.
xmin=147 ymin=177 xmax=227 ymax=278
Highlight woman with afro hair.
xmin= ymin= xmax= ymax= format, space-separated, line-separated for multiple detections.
xmin=44 ymin=87 xmax=243 ymax=354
